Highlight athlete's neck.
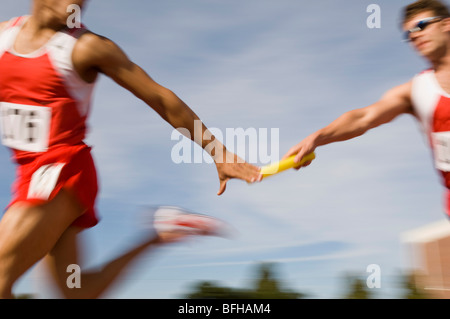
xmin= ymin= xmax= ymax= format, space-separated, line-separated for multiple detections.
xmin=13 ymin=14 xmax=63 ymax=55
xmin=29 ymin=3 xmax=67 ymax=34
xmin=426 ymin=37 xmax=450 ymax=71
xmin=432 ymin=52 xmax=450 ymax=73
xmin=17 ymin=16 xmax=62 ymax=50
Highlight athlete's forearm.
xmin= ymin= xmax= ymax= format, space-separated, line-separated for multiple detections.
xmin=153 ymin=89 xmax=228 ymax=161
xmin=312 ymin=108 xmax=372 ymax=147
xmin=313 ymin=85 xmax=413 ymax=149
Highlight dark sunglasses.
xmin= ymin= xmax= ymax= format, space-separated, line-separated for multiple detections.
xmin=403 ymin=16 xmax=443 ymax=42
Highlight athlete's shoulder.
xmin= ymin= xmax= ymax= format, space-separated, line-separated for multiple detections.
xmin=410 ymin=68 xmax=435 ymax=90
xmin=75 ymin=31 xmax=121 ymax=58
xmin=0 ymin=21 xmax=9 ymax=34
xmin=74 ymin=30 xmax=129 ymax=71
xmin=408 ymin=68 xmax=433 ymax=82
xmin=0 ymin=16 xmax=28 ymax=35
xmin=78 ymin=30 xmax=117 ymax=47
xmin=417 ymin=68 xmax=434 ymax=76
xmin=378 ymin=81 xmax=414 ymax=114
xmin=72 ymin=31 xmax=129 ymax=82
xmin=384 ymin=81 xmax=412 ymax=98
xmin=0 ymin=16 xmax=29 ymax=31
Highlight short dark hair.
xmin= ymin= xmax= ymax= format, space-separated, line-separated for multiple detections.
xmin=402 ymin=0 xmax=450 ymax=24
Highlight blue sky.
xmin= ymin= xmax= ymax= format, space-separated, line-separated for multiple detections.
xmin=1 ymin=0 xmax=448 ymax=299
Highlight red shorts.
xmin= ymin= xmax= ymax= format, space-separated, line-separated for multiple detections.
xmin=8 ymin=144 xmax=99 ymax=228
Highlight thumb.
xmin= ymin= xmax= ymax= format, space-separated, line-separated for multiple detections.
xmin=217 ymin=179 xmax=228 ymax=196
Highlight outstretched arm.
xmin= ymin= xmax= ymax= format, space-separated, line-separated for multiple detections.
xmin=283 ymin=82 xmax=414 ymax=164
xmin=72 ymin=33 xmax=261 ymax=195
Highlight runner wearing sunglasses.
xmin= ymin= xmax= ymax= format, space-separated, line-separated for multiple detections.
xmin=283 ymin=0 xmax=450 ymax=216
xmin=403 ymin=15 xmax=445 ymax=42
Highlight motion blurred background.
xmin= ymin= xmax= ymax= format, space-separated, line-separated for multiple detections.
xmin=1 ymin=0 xmax=448 ymax=299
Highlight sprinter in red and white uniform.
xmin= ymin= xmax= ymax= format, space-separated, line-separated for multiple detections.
xmin=0 ymin=14 xmax=98 ymax=228
xmin=0 ymin=0 xmax=261 ymax=299
xmin=284 ymin=1 xmax=450 ymax=216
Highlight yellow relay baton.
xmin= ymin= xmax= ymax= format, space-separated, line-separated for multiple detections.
xmin=260 ymin=152 xmax=316 ymax=179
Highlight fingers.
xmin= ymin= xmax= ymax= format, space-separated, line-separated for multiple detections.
xmin=287 ymin=145 xmax=311 ymax=165
xmin=248 ymin=164 xmax=262 ymax=183
xmin=245 ymin=163 xmax=262 ymax=184
xmin=282 ymin=143 xmax=306 ymax=161
xmin=294 ymin=150 xmax=307 ymax=164
xmin=217 ymin=179 xmax=228 ymax=196
xmin=302 ymin=160 xmax=312 ymax=167
xmin=216 ymin=161 xmax=261 ymax=195
xmin=283 ymin=137 xmax=316 ymax=164
xmin=293 ymin=160 xmax=312 ymax=171
xmin=215 ymin=142 xmax=316 ymax=194
xmin=281 ymin=147 xmax=299 ymax=160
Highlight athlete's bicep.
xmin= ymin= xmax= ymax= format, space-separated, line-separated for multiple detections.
xmin=102 ymin=55 xmax=169 ymax=108
xmin=75 ymin=33 xmax=172 ymax=115
xmin=362 ymin=82 xmax=413 ymax=129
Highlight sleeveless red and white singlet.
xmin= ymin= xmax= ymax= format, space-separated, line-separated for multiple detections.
xmin=0 ymin=16 xmax=99 ymax=228
xmin=412 ymin=69 xmax=450 ymax=217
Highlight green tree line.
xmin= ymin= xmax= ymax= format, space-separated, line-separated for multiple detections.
xmin=181 ymin=263 xmax=431 ymax=299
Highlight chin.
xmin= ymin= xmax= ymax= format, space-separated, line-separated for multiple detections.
xmin=416 ymin=44 xmax=438 ymax=58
